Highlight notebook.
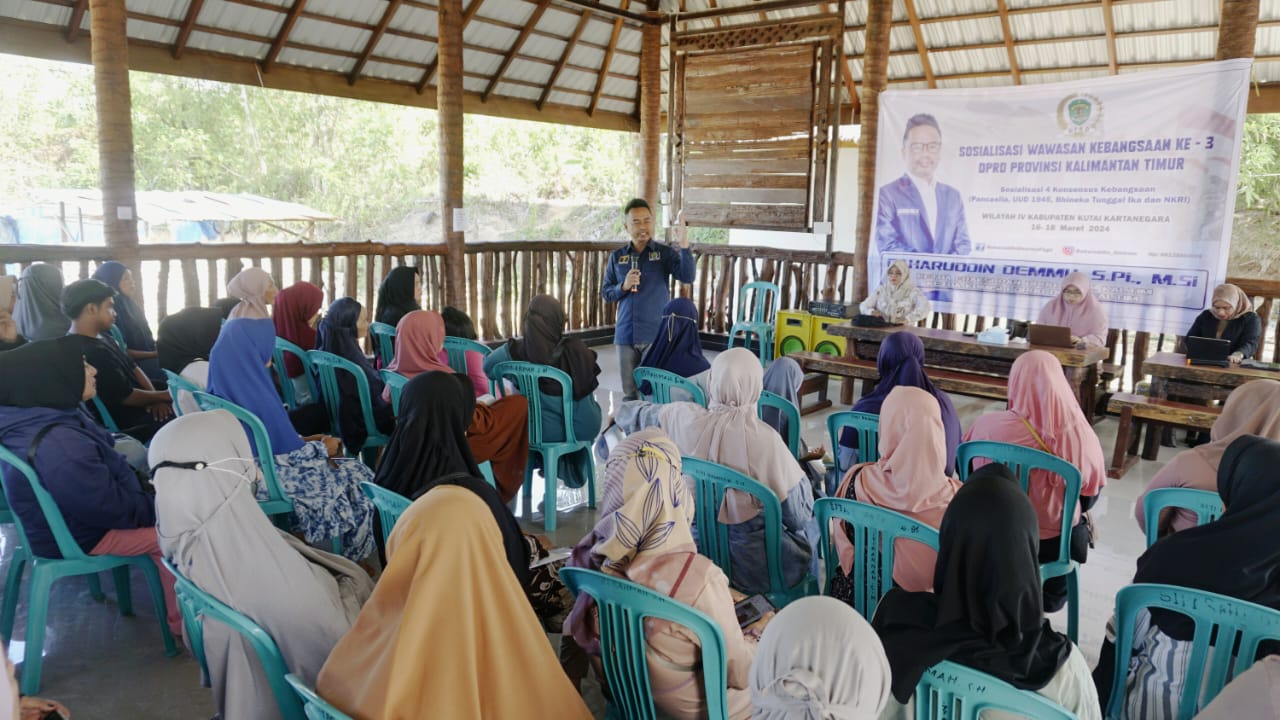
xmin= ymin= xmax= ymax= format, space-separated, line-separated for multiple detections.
xmin=1028 ymin=324 xmax=1074 ymax=348
xmin=1185 ymin=336 xmax=1232 ymax=367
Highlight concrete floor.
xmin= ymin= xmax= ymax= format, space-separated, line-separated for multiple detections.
xmin=2 ymin=345 xmax=1176 ymax=718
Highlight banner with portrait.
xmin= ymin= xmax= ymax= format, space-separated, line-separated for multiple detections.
xmin=865 ymin=59 xmax=1252 ymax=335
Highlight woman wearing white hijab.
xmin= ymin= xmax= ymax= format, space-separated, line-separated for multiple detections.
xmin=750 ymin=595 xmax=891 ymax=719
xmin=149 ymin=410 xmax=374 ymax=720
xmin=616 ymin=347 xmax=817 ymax=595
xmin=859 ymin=260 xmax=931 ymax=326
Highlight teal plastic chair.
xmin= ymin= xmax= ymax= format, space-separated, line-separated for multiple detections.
xmin=379 ymin=370 xmax=409 ymax=415
xmin=1104 ymin=583 xmax=1280 ymax=719
xmin=757 ymin=390 xmax=801 ymax=459
xmin=107 ymin=325 xmax=128 ymax=353
xmin=915 ymin=660 xmax=1075 ymax=719
xmin=489 ymin=361 xmax=597 ymax=532
xmin=828 ymin=410 xmax=879 ymax=475
xmin=633 ymin=367 xmax=707 ymax=406
xmin=162 ymin=559 xmax=305 ymax=720
xmin=367 ymin=322 xmax=396 ymax=368
xmin=272 ymin=337 xmax=317 ymax=411
xmin=89 ymin=395 xmax=121 ymax=433
xmin=191 ymin=392 xmax=295 ymax=527
xmin=443 ymin=336 xmax=496 ymax=395
xmin=162 ymin=368 xmax=204 ymax=416
xmin=956 ymin=440 xmax=1082 ymax=643
xmin=681 ymin=456 xmax=816 ymax=607
xmin=478 ymin=460 xmax=497 ymax=488
xmin=307 ymin=350 xmax=392 ymax=463
xmin=0 ymin=445 xmax=178 ymax=694
xmin=813 ymin=497 xmax=939 ymax=621
xmin=359 ymin=482 xmax=411 ymax=548
xmin=1142 ymin=487 xmax=1223 ymax=548
xmin=727 ymin=281 xmax=780 ymax=365
xmin=286 ymin=673 xmax=353 ymax=720
xmin=560 ymin=568 xmax=729 ymax=720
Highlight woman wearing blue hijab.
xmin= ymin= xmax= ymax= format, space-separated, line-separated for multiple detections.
xmin=92 ymin=261 xmax=161 ymax=380
xmin=207 ymin=318 xmax=376 ymax=563
xmin=316 ymin=298 xmax=394 ymax=452
xmin=637 ymin=298 xmax=710 ymax=401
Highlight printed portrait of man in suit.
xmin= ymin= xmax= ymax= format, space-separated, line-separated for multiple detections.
xmin=875 ymin=113 xmax=972 ymax=256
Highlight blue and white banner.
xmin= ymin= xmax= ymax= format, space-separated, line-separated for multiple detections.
xmin=866 ymin=59 xmax=1252 ymax=335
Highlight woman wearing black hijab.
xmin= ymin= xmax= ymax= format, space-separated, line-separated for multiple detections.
xmin=373 ymin=266 xmax=421 ymax=326
xmin=1093 ymin=435 xmax=1280 ymax=719
xmin=872 ymin=464 xmax=1100 ymax=719
xmin=156 ymin=297 xmax=239 ymax=373
xmin=316 ymin=298 xmax=394 ymax=453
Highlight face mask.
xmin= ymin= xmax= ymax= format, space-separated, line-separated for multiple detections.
xmin=151 ymin=456 xmax=263 ymax=497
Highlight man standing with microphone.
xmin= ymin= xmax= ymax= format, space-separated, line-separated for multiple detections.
xmin=602 ymin=198 xmax=695 ymax=400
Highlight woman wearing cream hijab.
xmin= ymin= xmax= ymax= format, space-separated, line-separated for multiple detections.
xmin=858 ymin=260 xmax=931 ymax=325
xmin=317 ymin=485 xmax=592 ymax=720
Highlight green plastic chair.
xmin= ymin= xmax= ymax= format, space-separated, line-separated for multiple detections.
xmin=107 ymin=325 xmax=128 ymax=353
xmin=813 ymin=497 xmax=939 ymax=621
xmin=162 ymin=559 xmax=305 ymax=720
xmin=286 ymin=673 xmax=353 ymax=720
xmin=727 ymin=281 xmax=780 ymax=365
xmin=488 ymin=361 xmax=597 ymax=532
xmin=633 ymin=367 xmax=707 ymax=406
xmin=1142 ymin=487 xmax=1223 ymax=548
xmin=162 ymin=368 xmax=204 ymax=416
xmin=915 ymin=660 xmax=1075 ymax=719
xmin=443 ymin=336 xmax=496 ymax=395
xmin=681 ymin=456 xmax=816 ymax=607
xmin=560 ymin=568 xmax=729 ymax=720
xmin=359 ymin=482 xmax=411 ymax=548
xmin=272 ymin=337 xmax=317 ymax=411
xmin=757 ymin=390 xmax=801 ymax=459
xmin=828 ymin=410 xmax=879 ymax=476
xmin=89 ymin=395 xmax=121 ymax=433
xmin=367 ymin=322 xmax=396 ymax=368
xmin=477 ymin=460 xmax=497 ymax=488
xmin=190 ymin=392 xmax=294 ymax=527
xmin=307 ymin=350 xmax=392 ymax=463
xmin=956 ymin=440 xmax=1082 ymax=643
xmin=1104 ymin=583 xmax=1280 ymax=719
xmin=0 ymin=445 xmax=178 ymax=694
xmin=379 ymin=370 xmax=409 ymax=415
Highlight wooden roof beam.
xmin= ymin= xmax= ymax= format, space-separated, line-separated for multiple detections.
xmin=417 ymin=0 xmax=482 ymax=94
xmin=262 ymin=0 xmax=308 ymax=72
xmin=538 ymin=9 xmax=593 ymax=110
xmin=553 ymin=0 xmax=653 ymax=24
xmin=483 ymin=0 xmax=551 ymax=102
xmin=995 ymin=0 xmax=1020 ymax=84
xmin=65 ymin=0 xmax=88 ymax=43
xmin=902 ymin=0 xmax=935 ymax=88
xmin=1101 ymin=0 xmax=1119 ymax=74
xmin=173 ymin=0 xmax=206 ymax=59
xmin=349 ymin=0 xmax=403 ymax=85
xmin=589 ymin=2 xmax=626 ymax=117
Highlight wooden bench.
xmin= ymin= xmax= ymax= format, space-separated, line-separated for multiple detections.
xmin=1107 ymin=392 xmax=1221 ymax=479
xmin=790 ymin=351 xmax=1008 ymax=403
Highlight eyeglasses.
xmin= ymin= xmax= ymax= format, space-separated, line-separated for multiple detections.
xmin=908 ymin=142 xmax=941 ymax=153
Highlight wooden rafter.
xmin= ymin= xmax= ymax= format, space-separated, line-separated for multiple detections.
xmin=172 ymin=0 xmax=207 ymax=60
xmin=554 ymin=0 xmax=653 ymax=24
xmin=590 ymin=1 xmax=628 ymax=117
xmin=841 ymin=58 xmax=860 ymax=115
xmin=1101 ymin=0 xmax=1119 ymax=74
xmin=902 ymin=0 xmax=935 ymax=88
xmin=538 ymin=9 xmax=592 ymax=110
xmin=416 ymin=0 xmax=483 ymax=94
xmin=995 ymin=0 xmax=1020 ymax=84
xmin=65 ymin=0 xmax=88 ymax=43
xmin=349 ymin=0 xmax=403 ymax=85
xmin=483 ymin=0 xmax=550 ymax=102
xmin=262 ymin=0 xmax=308 ymax=72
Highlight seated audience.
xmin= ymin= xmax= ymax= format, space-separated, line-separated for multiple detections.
xmin=317 ymin=484 xmax=592 ymax=720
xmin=484 ymin=295 xmax=601 ymax=492
xmin=441 ymin=305 xmax=491 ymax=397
xmin=273 ymin=281 xmax=324 ymax=405
xmin=151 ymin=409 xmax=374 ymax=720
xmin=616 ymin=348 xmax=816 ymax=595
xmin=1185 ymin=283 xmax=1261 ymax=363
xmin=155 ymin=297 xmax=238 ymax=373
xmin=1037 ymin=271 xmax=1108 ymax=348
xmin=92 ymin=261 xmax=161 ymax=380
xmin=749 ymin=595 xmax=891 ymax=719
xmin=226 ymin=267 xmax=276 ymax=320
xmin=963 ymin=349 xmax=1107 ymax=612
xmin=0 ymin=337 xmax=181 ymax=638
xmin=859 ymin=260 xmax=930 ymax=326
xmin=832 ymin=386 xmax=959 ymax=594
xmin=564 ymin=429 xmax=759 ymax=719
xmin=0 ymin=275 xmax=25 ymax=352
xmin=1192 ymin=655 xmax=1280 ymax=719
xmin=14 ymin=262 xmax=69 ymax=342
xmin=1136 ymin=379 xmax=1280 ymax=539
xmin=1094 ymin=435 xmax=1280 ymax=719
xmin=636 ymin=297 xmax=711 ymax=401
xmin=315 ymin=298 xmax=395 ymax=453
xmin=373 ymin=266 xmax=421 ymax=327
xmin=63 ymin=279 xmax=173 ymax=441
xmin=874 ymin=465 xmax=1101 ymax=719
xmin=207 ymin=318 xmax=376 ymax=564
xmin=761 ymin=357 xmax=827 ymax=492
xmin=386 ymin=310 xmax=529 ymax=502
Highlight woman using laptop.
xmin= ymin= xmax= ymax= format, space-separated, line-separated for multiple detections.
xmin=1184 ymin=283 xmax=1261 ymax=364
xmin=1037 ymin=272 xmax=1108 ymax=348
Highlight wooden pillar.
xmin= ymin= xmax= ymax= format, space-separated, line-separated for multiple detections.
xmin=852 ymin=0 xmax=894 ymax=303
xmin=437 ymin=0 xmax=467 ymax=308
xmin=90 ymin=0 xmax=141 ymax=273
xmin=638 ymin=9 xmax=662 ymax=209
xmin=1216 ymin=0 xmax=1259 ymax=59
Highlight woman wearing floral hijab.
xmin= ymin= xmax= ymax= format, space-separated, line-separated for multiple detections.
xmin=859 ymin=260 xmax=931 ymax=325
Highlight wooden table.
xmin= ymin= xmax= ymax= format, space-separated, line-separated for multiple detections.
xmin=828 ymin=324 xmax=1108 ymax=421
xmin=1143 ymin=352 xmax=1280 ymax=403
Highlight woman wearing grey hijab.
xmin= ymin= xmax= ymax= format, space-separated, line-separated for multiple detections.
xmin=14 ymin=263 xmax=69 ymax=341
xmin=149 ymin=410 xmax=374 ymax=720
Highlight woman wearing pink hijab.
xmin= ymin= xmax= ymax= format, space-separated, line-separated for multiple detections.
xmin=225 ymin=267 xmax=277 ymax=320
xmin=831 ymin=385 xmax=961 ymax=595
xmin=963 ymin=350 xmax=1107 ymax=612
xmin=1036 ymin=272 xmax=1108 ymax=348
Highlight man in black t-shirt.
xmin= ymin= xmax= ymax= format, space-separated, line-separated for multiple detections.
xmin=62 ymin=279 xmax=173 ymax=441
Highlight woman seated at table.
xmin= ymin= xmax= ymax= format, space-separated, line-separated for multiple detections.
xmin=874 ymin=465 xmax=1101 ymax=719
xmin=564 ymin=429 xmax=761 ymax=719
xmin=92 ymin=261 xmax=161 ymax=381
xmin=273 ymin=281 xmax=324 ymax=405
xmin=1184 ymin=283 xmax=1261 ymax=364
xmin=1037 ymin=271 xmax=1108 ymax=348
xmin=1135 ymin=379 xmax=1280 ymax=540
xmin=860 ymin=260 xmax=931 ymax=325
xmin=316 ymin=298 xmax=395 ymax=453
xmin=615 ymin=348 xmax=816 ymax=596
xmin=441 ymin=305 xmax=489 ymax=397
xmin=963 ymin=350 xmax=1107 ymax=612
xmin=636 ymin=297 xmax=711 ymax=402
xmin=225 ymin=267 xmax=277 ymax=320
xmin=832 ymin=386 xmax=960 ymax=594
